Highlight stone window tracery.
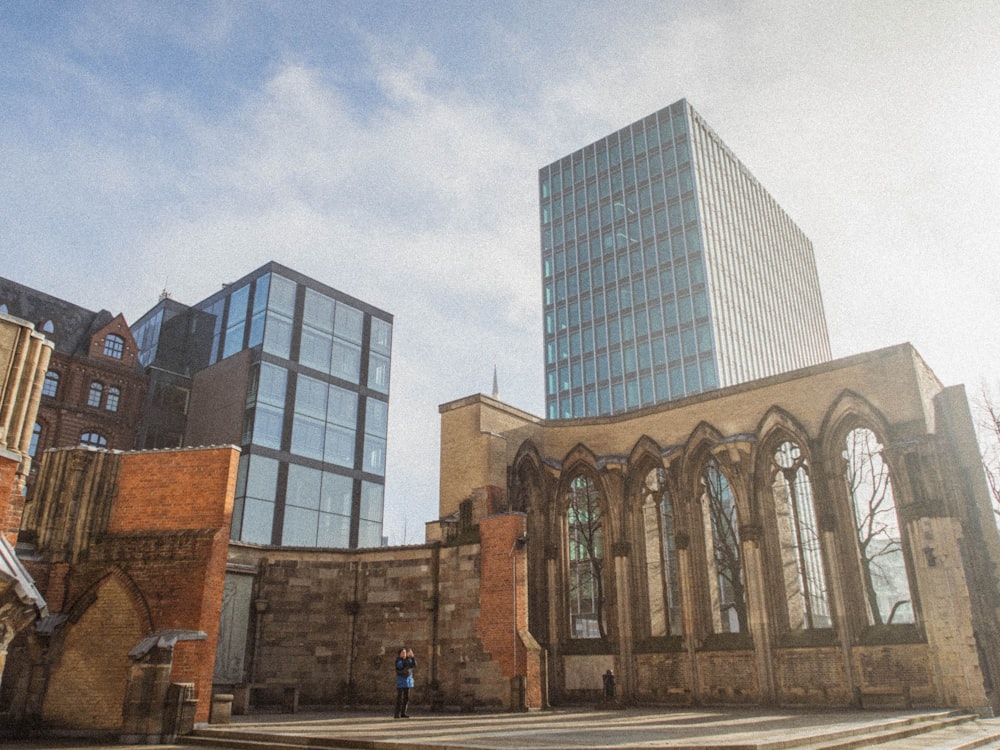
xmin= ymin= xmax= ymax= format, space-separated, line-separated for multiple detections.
xmin=640 ymin=466 xmax=682 ymax=637
xmin=770 ymin=440 xmax=830 ymax=629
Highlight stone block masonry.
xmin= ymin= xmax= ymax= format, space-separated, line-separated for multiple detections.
xmin=226 ymin=511 xmax=542 ymax=712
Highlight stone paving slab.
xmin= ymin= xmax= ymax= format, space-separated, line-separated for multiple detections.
xmin=7 ymin=708 xmax=1000 ymax=750
xmin=182 ymin=707 xmax=1000 ymax=749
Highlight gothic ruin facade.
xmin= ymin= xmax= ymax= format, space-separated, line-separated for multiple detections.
xmin=4 ymin=342 xmax=1000 ymax=734
xmin=440 ymin=343 xmax=1000 ymax=712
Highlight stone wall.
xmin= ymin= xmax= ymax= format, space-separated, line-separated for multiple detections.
xmin=224 ymin=511 xmax=539 ymax=711
xmin=436 ymin=344 xmax=1000 ymax=714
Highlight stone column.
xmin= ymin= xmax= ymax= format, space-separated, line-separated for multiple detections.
xmin=910 ymin=515 xmax=991 ymax=711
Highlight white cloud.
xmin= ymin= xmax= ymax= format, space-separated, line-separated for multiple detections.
xmin=3 ymin=1 xmax=999 ymax=541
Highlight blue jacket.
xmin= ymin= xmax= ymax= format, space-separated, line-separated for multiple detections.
xmin=395 ymin=656 xmax=416 ymax=689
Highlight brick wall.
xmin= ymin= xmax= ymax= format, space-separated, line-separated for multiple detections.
xmin=6 ymin=445 xmax=239 ymax=729
xmin=41 ymin=573 xmax=145 ymax=730
xmin=0 ymin=452 xmax=21 ymax=545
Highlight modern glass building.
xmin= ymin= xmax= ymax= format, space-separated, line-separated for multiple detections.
xmin=540 ymin=99 xmax=831 ymax=419
xmin=132 ymin=262 xmax=391 ymax=548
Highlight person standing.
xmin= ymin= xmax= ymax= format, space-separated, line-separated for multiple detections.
xmin=394 ymin=647 xmax=416 ymax=718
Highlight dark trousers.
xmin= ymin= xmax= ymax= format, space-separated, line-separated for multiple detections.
xmin=394 ymin=687 xmax=410 ymax=717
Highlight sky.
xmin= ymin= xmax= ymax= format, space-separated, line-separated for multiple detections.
xmin=3 ymin=1 xmax=999 ymax=544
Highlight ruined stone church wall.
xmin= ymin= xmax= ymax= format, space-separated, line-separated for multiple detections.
xmin=228 ymin=534 xmax=513 ymax=710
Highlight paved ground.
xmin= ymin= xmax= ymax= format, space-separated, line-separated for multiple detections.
xmin=6 ymin=707 xmax=1000 ymax=749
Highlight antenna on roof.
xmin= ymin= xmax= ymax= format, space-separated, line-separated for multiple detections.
xmin=158 ymin=276 xmax=171 ymax=301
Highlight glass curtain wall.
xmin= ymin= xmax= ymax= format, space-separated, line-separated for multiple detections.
xmin=201 ymin=267 xmax=390 ymax=549
xmin=540 ymin=100 xmax=713 ymax=419
xmin=540 ymin=99 xmax=831 ymax=420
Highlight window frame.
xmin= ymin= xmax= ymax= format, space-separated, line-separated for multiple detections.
xmin=103 ymin=333 xmax=125 ymax=359
xmin=87 ymin=381 xmax=104 ymax=408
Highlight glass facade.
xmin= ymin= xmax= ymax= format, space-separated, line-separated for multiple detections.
xmin=540 ymin=99 xmax=831 ymax=419
xmin=134 ymin=262 xmax=392 ymax=549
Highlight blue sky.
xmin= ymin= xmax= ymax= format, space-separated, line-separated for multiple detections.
xmin=4 ymin=2 xmax=999 ymax=543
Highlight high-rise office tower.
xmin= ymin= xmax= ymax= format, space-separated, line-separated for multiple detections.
xmin=540 ymin=99 xmax=831 ymax=419
xmin=132 ymin=262 xmax=392 ymax=548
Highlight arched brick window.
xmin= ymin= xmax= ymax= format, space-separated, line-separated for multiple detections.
xmin=105 ymin=386 xmax=121 ymax=412
xmin=43 ymin=370 xmax=60 ymax=398
xmin=87 ymin=381 xmax=104 ymax=408
xmin=80 ymin=432 xmax=107 ymax=447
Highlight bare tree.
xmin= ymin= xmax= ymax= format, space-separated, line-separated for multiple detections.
xmin=703 ymin=461 xmax=748 ymax=633
xmin=568 ymin=477 xmax=606 ymax=638
xmin=974 ymin=383 xmax=1000 ymax=520
xmin=844 ymin=428 xmax=912 ymax=624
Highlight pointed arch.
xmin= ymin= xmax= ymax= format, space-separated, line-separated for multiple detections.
xmin=756 ymin=411 xmax=831 ymax=632
xmin=559 ymin=443 xmax=600 ymax=477
xmin=64 ymin=567 xmax=154 ymax=633
xmin=627 ymin=435 xmax=664 ymax=471
xmin=756 ymin=405 xmax=812 ymax=448
xmin=820 ymin=391 xmax=914 ymax=627
xmin=45 ymin=569 xmax=152 ymax=730
xmin=510 ymin=440 xmax=546 ymax=514
xmin=680 ymin=421 xmax=726 ymax=497
xmin=679 ymin=422 xmax=750 ymax=635
xmin=625 ymin=437 xmax=683 ymax=640
xmin=556 ymin=443 xmax=610 ymax=509
xmin=818 ymin=390 xmax=892 ymax=459
xmin=556 ymin=445 xmax=609 ymax=640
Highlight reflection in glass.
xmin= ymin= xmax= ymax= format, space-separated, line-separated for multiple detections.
xmin=568 ymin=475 xmax=605 ymax=638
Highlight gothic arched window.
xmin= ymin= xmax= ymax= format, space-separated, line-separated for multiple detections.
xmin=702 ymin=458 xmax=746 ymax=633
xmin=640 ymin=467 xmax=682 ymax=637
xmin=770 ymin=441 xmax=830 ymax=629
xmin=567 ymin=475 xmax=605 ymax=639
xmin=843 ymin=427 xmax=913 ymax=625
